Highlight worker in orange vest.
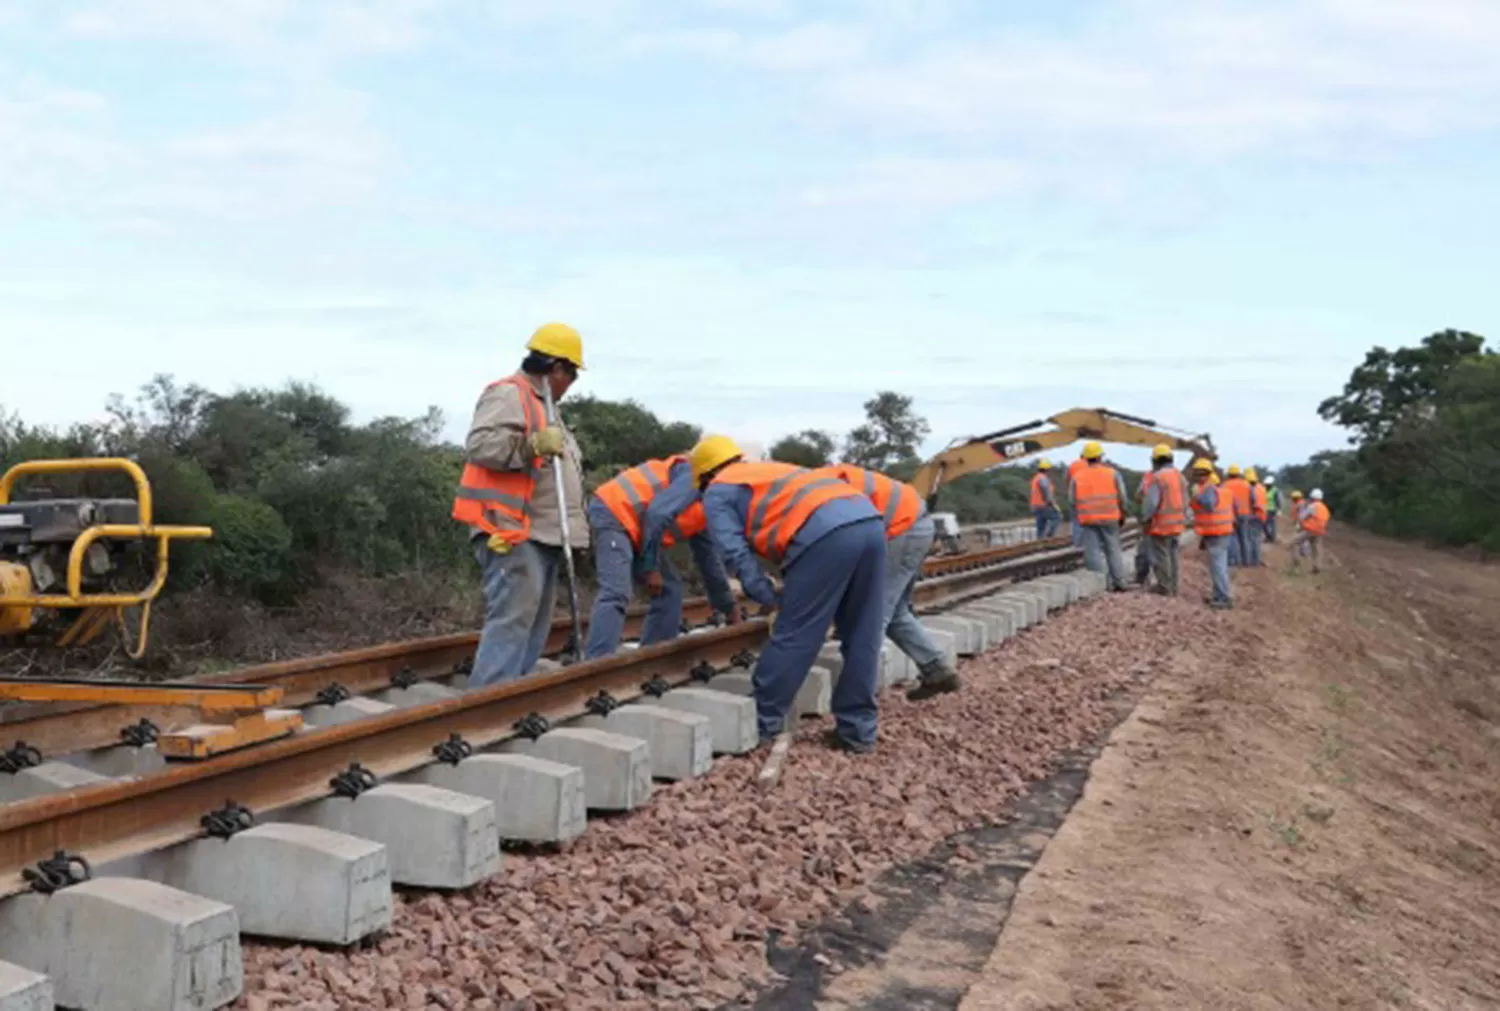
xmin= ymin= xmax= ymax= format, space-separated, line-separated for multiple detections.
xmin=1066 ymin=452 xmax=1090 ymax=548
xmin=692 ymin=436 xmax=886 ymax=753
xmin=1067 ymin=442 xmax=1129 ymax=591
xmin=1221 ymin=464 xmax=1253 ymax=567
xmin=823 ymin=464 xmax=961 ymax=701
xmin=1140 ymin=444 xmax=1189 ymax=596
xmin=1246 ymin=467 xmax=1268 ymax=567
xmin=1030 ymin=460 xmax=1061 ymax=540
xmin=585 ymin=456 xmax=740 ymax=659
xmin=453 ymin=324 xmax=588 ymax=688
xmin=1189 ymin=458 xmax=1234 ymax=608
xmin=1290 ymin=489 xmax=1331 ymax=574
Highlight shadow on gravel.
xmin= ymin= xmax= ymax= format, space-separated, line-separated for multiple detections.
xmin=746 ymin=691 xmax=1138 ymax=1011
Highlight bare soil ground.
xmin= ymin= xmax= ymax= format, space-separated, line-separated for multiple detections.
xmin=964 ymin=529 xmax=1500 ymax=1010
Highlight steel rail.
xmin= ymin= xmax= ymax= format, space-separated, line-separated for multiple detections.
xmin=0 ymin=542 xmax=1098 ymax=898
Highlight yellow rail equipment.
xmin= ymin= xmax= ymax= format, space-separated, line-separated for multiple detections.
xmin=0 ymin=458 xmax=213 ymax=659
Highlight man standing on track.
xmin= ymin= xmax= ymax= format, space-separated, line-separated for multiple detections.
xmin=1221 ymin=464 xmax=1253 ymax=567
xmin=692 ymin=436 xmax=886 ymax=754
xmin=1030 ymin=460 xmax=1061 ymax=539
xmin=823 ymin=463 xmax=962 ymax=702
xmin=1290 ymin=489 xmax=1331 ymax=574
xmin=584 ymin=455 xmax=740 ymax=659
xmin=1140 ymin=444 xmax=1188 ymax=596
xmin=1189 ymin=458 xmax=1234 ymax=609
xmin=1263 ymin=474 xmax=1282 ymax=543
xmin=454 ymin=324 xmax=589 ymax=688
xmin=1068 ymin=441 xmax=1130 ymax=592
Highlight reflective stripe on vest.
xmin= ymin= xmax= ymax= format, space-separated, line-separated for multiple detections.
xmin=597 ymin=458 xmax=674 ymax=546
xmin=1030 ymin=473 xmax=1052 ymax=510
xmin=451 ymin=375 xmax=546 ymax=543
xmin=1143 ymin=467 xmax=1186 ymax=537
xmin=1302 ymin=501 xmax=1330 ymax=535
xmin=714 ymin=461 xmax=862 ymax=560
xmin=1191 ymin=480 xmax=1235 ymax=537
xmin=826 ymin=464 xmax=922 ymax=538
xmin=1072 ymin=464 xmax=1122 ymax=525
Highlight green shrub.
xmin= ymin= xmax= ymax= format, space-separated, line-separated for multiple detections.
xmin=206 ymin=495 xmax=295 ymax=604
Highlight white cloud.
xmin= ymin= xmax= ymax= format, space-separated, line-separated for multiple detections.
xmin=800 ymin=157 xmax=1030 ymax=210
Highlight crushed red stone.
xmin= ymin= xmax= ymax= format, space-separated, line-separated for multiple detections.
xmin=235 ymin=571 xmax=1230 ymax=1011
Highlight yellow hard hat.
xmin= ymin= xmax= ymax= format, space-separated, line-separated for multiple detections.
xmin=1210 ymin=472 xmax=1221 ymax=485
xmin=1246 ymin=466 xmax=1259 ymax=481
xmin=1227 ymin=463 xmax=1243 ymax=477
xmin=1081 ymin=441 xmax=1104 ymax=460
xmin=526 ymin=322 xmax=585 ymax=369
xmin=1191 ymin=457 xmax=1214 ymax=473
xmin=690 ymin=434 xmax=742 ymax=483
xmin=1291 ymin=489 xmax=1304 ymax=499
xmin=1037 ymin=459 xmax=1053 ymax=470
xmin=1151 ymin=443 xmax=1173 ymax=461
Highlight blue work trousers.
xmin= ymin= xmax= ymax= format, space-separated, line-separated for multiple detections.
xmin=1033 ymin=507 xmax=1060 ymax=539
xmin=470 ymin=539 xmax=560 ymax=689
xmin=883 ymin=512 xmax=944 ymax=670
xmin=1246 ymin=516 xmax=1263 ymax=566
xmin=1081 ymin=522 xmax=1128 ymax=590
xmin=1070 ymin=515 xmax=1084 ymax=547
xmin=1230 ymin=517 xmax=1254 ymax=567
xmin=1203 ymin=534 xmax=1232 ymax=603
xmin=1264 ymin=513 xmax=1278 ymax=543
xmin=752 ymin=518 xmax=885 ymax=747
xmin=583 ymin=501 xmax=686 ymax=659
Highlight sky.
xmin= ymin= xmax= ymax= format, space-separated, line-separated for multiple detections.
xmin=2 ymin=0 xmax=1497 ymax=473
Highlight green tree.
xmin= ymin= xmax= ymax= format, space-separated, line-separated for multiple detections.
xmin=770 ymin=429 xmax=837 ymax=467
xmin=560 ymin=396 xmax=700 ymax=480
xmin=1317 ymin=329 xmax=1488 ymax=444
xmin=843 ymin=392 xmax=930 ymax=472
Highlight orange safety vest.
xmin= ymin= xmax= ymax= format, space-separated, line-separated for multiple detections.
xmin=1301 ymin=501 xmax=1330 ymax=536
xmin=595 ymin=456 xmax=707 ymax=549
xmin=825 ymin=464 xmax=923 ymax=538
xmin=1250 ymin=483 xmax=1268 ymax=521
xmin=1072 ymin=464 xmax=1122 ymax=525
xmin=451 ymin=374 xmax=546 ymax=544
xmin=1030 ymin=473 xmax=1053 ymax=510
xmin=1191 ymin=479 xmax=1235 ymax=537
xmin=709 ymin=461 xmax=862 ymax=560
xmin=1142 ymin=467 xmax=1186 ymax=537
xmin=1222 ymin=477 xmax=1252 ymax=518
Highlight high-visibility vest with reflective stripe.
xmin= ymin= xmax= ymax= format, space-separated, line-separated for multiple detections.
xmin=1030 ymin=473 xmax=1052 ymax=510
xmin=1223 ymin=477 xmax=1252 ymax=518
xmin=1142 ymin=467 xmax=1186 ymax=537
xmin=1191 ymin=480 xmax=1235 ymax=537
xmin=1302 ymin=501 xmax=1330 ymax=535
xmin=1072 ymin=464 xmax=1122 ymax=525
xmin=710 ymin=461 xmax=862 ymax=560
xmin=825 ymin=464 xmax=922 ymax=538
xmin=451 ymin=375 xmax=545 ymax=544
xmin=595 ymin=456 xmax=706 ymax=548
xmin=1250 ymin=483 xmax=1268 ymax=520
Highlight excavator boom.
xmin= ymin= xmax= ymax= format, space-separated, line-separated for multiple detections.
xmin=912 ymin=407 xmax=1216 ymax=504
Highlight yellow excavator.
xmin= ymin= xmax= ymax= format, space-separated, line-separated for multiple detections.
xmin=913 ymin=407 xmax=1217 ymax=507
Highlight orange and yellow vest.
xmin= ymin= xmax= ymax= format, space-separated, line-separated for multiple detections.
xmin=1072 ymin=464 xmax=1123 ymax=525
xmin=709 ymin=461 xmax=862 ymax=560
xmin=824 ymin=464 xmax=923 ymax=539
xmin=451 ymin=374 xmax=546 ymax=545
xmin=595 ymin=456 xmax=707 ymax=548
xmin=1222 ymin=477 xmax=1252 ymax=519
xmin=1301 ymin=501 xmax=1330 ymax=535
xmin=1030 ymin=473 xmax=1053 ymax=510
xmin=1191 ymin=479 xmax=1235 ymax=537
xmin=1142 ymin=467 xmax=1186 ymax=537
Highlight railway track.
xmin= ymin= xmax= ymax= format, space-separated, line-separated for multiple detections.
xmin=0 ymin=530 xmax=1135 ymax=1010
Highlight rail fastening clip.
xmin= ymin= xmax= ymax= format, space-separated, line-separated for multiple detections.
xmin=513 ymin=713 xmax=550 ymax=740
xmin=120 ymin=718 xmax=160 ymax=748
xmin=390 ymin=667 xmax=419 ymax=690
xmin=432 ymin=733 xmax=473 ymax=766
xmin=315 ymin=683 xmax=353 ymax=707
xmin=0 ymin=741 xmax=43 ymax=775
xmin=201 ymin=800 xmax=255 ymax=839
xmin=329 ymin=762 xmax=378 ymax=798
xmin=23 ymin=850 xmax=91 ymax=894
xmin=585 ymin=691 xmax=619 ymax=716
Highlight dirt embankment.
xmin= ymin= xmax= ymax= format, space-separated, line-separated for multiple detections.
xmin=965 ymin=529 xmax=1500 ymax=1010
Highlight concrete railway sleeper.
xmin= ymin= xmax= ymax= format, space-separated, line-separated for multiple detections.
xmin=0 ymin=541 xmax=1133 ymax=1010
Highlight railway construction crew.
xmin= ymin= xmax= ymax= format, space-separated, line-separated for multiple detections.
xmin=692 ymin=436 xmax=886 ymax=753
xmin=584 ymin=456 xmax=739 ymax=660
xmin=1246 ymin=468 xmax=1267 ymax=566
xmin=1288 ymin=490 xmax=1307 ymax=556
xmin=1066 ymin=452 xmax=1090 ymax=548
xmin=1263 ymin=475 xmax=1282 ymax=542
xmin=1221 ymin=464 xmax=1253 ymax=567
xmin=1139 ymin=444 xmax=1188 ymax=596
xmin=454 ymin=324 xmax=588 ymax=689
xmin=823 ymin=464 xmax=962 ymax=701
xmin=1068 ymin=441 xmax=1129 ymax=592
xmin=1291 ymin=489 xmax=1331 ymax=574
xmin=1030 ymin=460 xmax=1061 ymax=539
xmin=1189 ymin=458 xmax=1234 ymax=609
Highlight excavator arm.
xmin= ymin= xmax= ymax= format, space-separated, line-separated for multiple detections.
xmin=912 ymin=407 xmax=1216 ymax=505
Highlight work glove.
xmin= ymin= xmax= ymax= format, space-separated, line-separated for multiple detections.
xmin=485 ymin=533 xmax=513 ymax=555
xmin=528 ymin=427 xmax=566 ymax=458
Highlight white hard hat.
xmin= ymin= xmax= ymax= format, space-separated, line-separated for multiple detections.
xmin=1311 ymin=488 xmax=1324 ymax=501
xmin=1264 ymin=475 xmax=1276 ymax=485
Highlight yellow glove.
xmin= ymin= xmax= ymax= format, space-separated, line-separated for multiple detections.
xmin=485 ymin=534 xmax=513 ymax=555
xmin=528 ymin=428 xmax=566 ymax=458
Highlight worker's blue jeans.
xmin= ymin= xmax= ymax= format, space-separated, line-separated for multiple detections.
xmin=470 ymin=539 xmax=560 ymax=689
xmin=1246 ymin=517 xmax=1263 ymax=566
xmin=583 ymin=500 xmax=684 ymax=659
xmin=1203 ymin=534 xmax=1232 ymax=603
xmin=753 ymin=518 xmax=885 ymax=747
xmin=1081 ymin=522 xmax=1128 ymax=590
xmin=1264 ymin=513 xmax=1278 ymax=543
xmin=883 ymin=513 xmax=945 ymax=671
xmin=1033 ymin=508 xmax=1060 ymax=539
xmin=1070 ymin=516 xmax=1084 ymax=547
xmin=1230 ymin=517 xmax=1254 ymax=567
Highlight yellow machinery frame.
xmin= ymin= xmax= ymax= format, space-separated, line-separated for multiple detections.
xmin=0 ymin=458 xmax=214 ymax=658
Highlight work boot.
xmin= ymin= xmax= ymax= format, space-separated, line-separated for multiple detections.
xmin=1209 ymin=599 xmax=1234 ymax=611
xmin=906 ymin=660 xmax=961 ymax=701
xmin=822 ymin=729 xmax=875 ymax=755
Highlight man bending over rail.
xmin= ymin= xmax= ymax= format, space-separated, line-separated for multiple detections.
xmin=692 ymin=436 xmax=886 ymax=754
